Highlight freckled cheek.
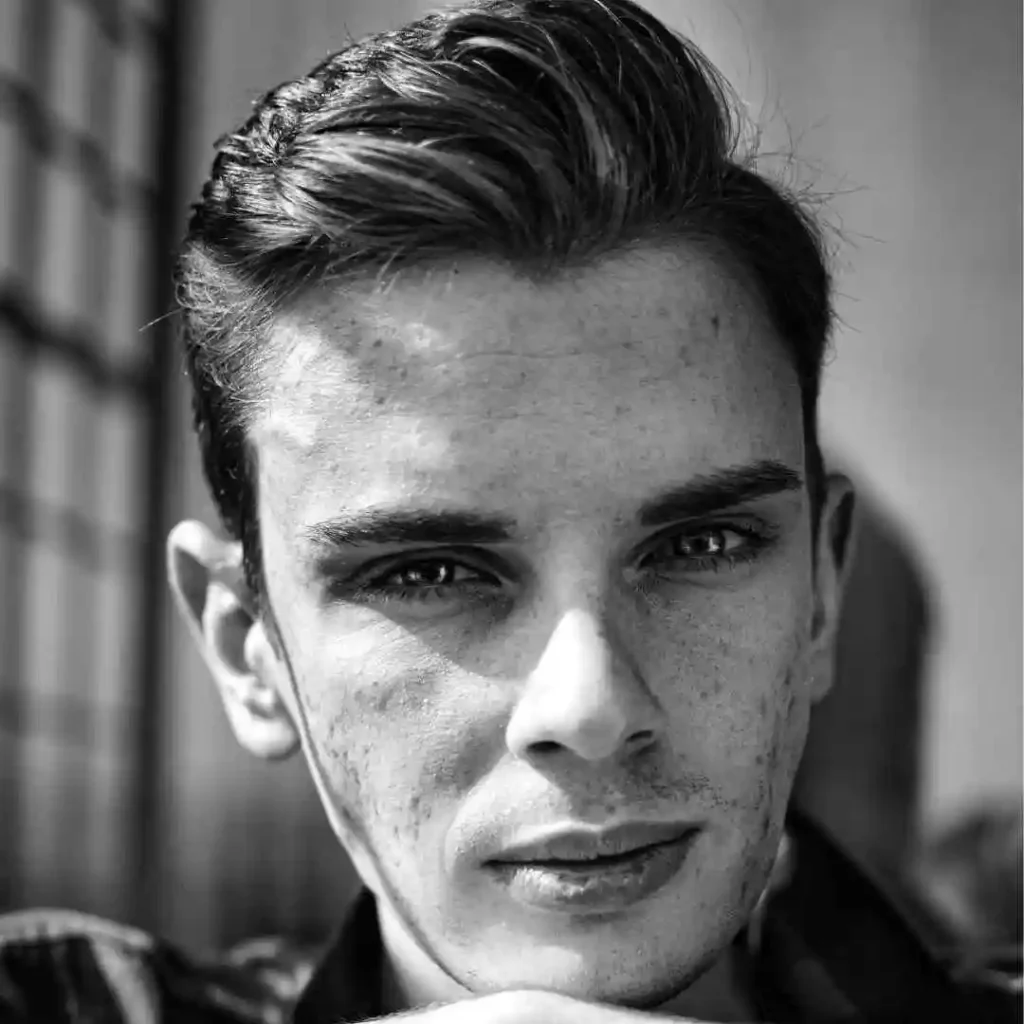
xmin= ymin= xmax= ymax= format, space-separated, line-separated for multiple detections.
xmin=297 ymin=629 xmax=504 ymax=846
xmin=644 ymin=607 xmax=807 ymax=797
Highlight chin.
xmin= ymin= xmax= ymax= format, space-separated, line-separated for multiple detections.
xmin=462 ymin=911 xmax=715 ymax=1003
xmin=470 ymin=950 xmax=704 ymax=1012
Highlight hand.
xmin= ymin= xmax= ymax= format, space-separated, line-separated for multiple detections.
xmin=373 ymin=988 xmax=757 ymax=1023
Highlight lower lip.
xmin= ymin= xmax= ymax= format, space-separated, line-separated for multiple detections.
xmin=486 ymin=832 xmax=698 ymax=914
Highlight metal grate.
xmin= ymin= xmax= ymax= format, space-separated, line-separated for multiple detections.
xmin=0 ymin=0 xmax=183 ymax=927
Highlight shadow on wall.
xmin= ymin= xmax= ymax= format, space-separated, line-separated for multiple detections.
xmin=796 ymin=467 xmax=935 ymax=883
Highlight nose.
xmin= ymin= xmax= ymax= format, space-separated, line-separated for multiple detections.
xmin=504 ymin=606 xmax=666 ymax=763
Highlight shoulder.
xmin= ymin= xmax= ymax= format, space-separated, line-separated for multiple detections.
xmin=0 ymin=908 xmax=316 ymax=1023
xmin=758 ymin=811 xmax=1023 ymax=1022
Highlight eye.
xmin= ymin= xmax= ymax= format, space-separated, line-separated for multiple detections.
xmin=377 ymin=559 xmax=483 ymax=588
xmin=332 ymin=551 xmax=506 ymax=611
xmin=667 ymin=528 xmax=743 ymax=558
xmin=640 ymin=522 xmax=775 ymax=576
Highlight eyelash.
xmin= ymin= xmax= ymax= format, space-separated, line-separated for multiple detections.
xmin=337 ymin=522 xmax=778 ymax=608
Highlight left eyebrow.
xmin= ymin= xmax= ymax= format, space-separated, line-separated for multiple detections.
xmin=636 ymin=460 xmax=804 ymax=526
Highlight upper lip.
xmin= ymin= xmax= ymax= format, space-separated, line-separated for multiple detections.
xmin=490 ymin=821 xmax=699 ymax=863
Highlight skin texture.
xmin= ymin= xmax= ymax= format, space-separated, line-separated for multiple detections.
xmin=168 ymin=243 xmax=852 ymax=1018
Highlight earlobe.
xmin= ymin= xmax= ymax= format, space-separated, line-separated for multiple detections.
xmin=167 ymin=519 xmax=300 ymax=760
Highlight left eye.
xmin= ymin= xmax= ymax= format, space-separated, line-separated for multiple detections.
xmin=665 ymin=528 xmax=741 ymax=558
xmin=641 ymin=525 xmax=768 ymax=571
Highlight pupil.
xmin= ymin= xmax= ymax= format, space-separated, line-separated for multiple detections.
xmin=406 ymin=562 xmax=450 ymax=585
xmin=683 ymin=531 xmax=724 ymax=556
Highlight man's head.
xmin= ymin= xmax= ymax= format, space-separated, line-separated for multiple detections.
xmin=168 ymin=0 xmax=854 ymax=1011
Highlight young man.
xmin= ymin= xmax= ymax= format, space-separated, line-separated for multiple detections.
xmin=0 ymin=1 xmax=1018 ymax=1020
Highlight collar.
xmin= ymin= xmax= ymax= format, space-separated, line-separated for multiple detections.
xmin=290 ymin=888 xmax=385 ymax=1024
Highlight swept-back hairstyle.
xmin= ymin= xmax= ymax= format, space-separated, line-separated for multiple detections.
xmin=176 ymin=0 xmax=833 ymax=597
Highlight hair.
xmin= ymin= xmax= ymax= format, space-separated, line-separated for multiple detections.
xmin=176 ymin=0 xmax=834 ymax=602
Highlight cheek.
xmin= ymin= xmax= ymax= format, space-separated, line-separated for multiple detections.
xmin=295 ymin=620 xmax=503 ymax=847
xmin=644 ymin=584 xmax=813 ymax=808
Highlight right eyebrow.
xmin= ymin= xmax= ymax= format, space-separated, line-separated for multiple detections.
xmin=302 ymin=507 xmax=519 ymax=552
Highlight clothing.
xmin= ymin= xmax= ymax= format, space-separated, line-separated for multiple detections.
xmin=0 ymin=812 xmax=1018 ymax=1023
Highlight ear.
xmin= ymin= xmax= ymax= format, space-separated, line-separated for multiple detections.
xmin=166 ymin=519 xmax=299 ymax=760
xmin=806 ymin=474 xmax=857 ymax=702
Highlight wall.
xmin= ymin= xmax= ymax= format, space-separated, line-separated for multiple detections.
xmin=159 ymin=0 xmax=1022 ymax=947
xmin=744 ymin=0 xmax=1022 ymax=833
xmin=645 ymin=0 xmax=1022 ymax=828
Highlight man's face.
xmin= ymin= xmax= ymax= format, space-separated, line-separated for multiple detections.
xmin=251 ymin=245 xmax=831 ymax=1004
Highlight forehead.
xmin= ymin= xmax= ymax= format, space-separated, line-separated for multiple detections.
xmin=253 ymin=245 xmax=804 ymax=532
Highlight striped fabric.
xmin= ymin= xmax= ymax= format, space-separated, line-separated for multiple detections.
xmin=0 ymin=814 xmax=1019 ymax=1023
xmin=0 ymin=907 xmax=313 ymax=1023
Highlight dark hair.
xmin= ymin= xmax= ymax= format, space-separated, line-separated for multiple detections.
xmin=176 ymin=0 xmax=833 ymax=599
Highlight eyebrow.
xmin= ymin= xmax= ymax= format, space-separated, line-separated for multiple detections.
xmin=302 ymin=459 xmax=803 ymax=552
xmin=636 ymin=459 xmax=803 ymax=527
xmin=303 ymin=508 xmax=518 ymax=552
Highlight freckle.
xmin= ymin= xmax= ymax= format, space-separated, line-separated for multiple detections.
xmin=372 ymin=337 xmax=383 ymax=348
xmin=711 ymin=314 xmax=720 ymax=334
xmin=375 ymin=396 xmax=386 ymax=405
xmin=336 ymin=752 xmax=362 ymax=797
xmin=757 ymin=695 xmax=767 ymax=717
xmin=755 ymin=753 xmax=764 ymax=766
xmin=371 ymin=689 xmax=393 ymax=714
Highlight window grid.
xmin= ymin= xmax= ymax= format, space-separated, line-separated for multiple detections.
xmin=0 ymin=0 xmax=181 ymax=927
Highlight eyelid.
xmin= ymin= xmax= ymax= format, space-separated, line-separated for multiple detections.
xmin=637 ymin=514 xmax=775 ymax=556
xmin=349 ymin=547 xmax=509 ymax=588
xmin=330 ymin=517 xmax=778 ymax=593
xmin=348 ymin=520 xmax=772 ymax=571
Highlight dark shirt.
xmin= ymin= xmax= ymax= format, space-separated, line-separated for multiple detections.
xmin=0 ymin=813 xmax=1019 ymax=1023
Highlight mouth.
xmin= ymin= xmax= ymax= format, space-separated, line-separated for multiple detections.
xmin=489 ymin=820 xmax=699 ymax=865
xmin=484 ymin=824 xmax=701 ymax=913
xmin=498 ymin=835 xmax=688 ymax=869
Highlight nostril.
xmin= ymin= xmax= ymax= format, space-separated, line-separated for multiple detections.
xmin=528 ymin=740 xmax=564 ymax=756
xmin=626 ymin=729 xmax=657 ymax=749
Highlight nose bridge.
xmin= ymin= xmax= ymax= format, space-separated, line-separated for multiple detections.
xmin=534 ymin=527 xmax=643 ymax=682
xmin=538 ymin=603 xmax=614 ymax=685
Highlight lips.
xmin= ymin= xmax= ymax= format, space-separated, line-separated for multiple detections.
xmin=489 ymin=821 xmax=698 ymax=865
xmin=485 ymin=824 xmax=700 ymax=913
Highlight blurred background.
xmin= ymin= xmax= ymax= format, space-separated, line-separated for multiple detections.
xmin=0 ymin=0 xmax=1020 ymax=967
